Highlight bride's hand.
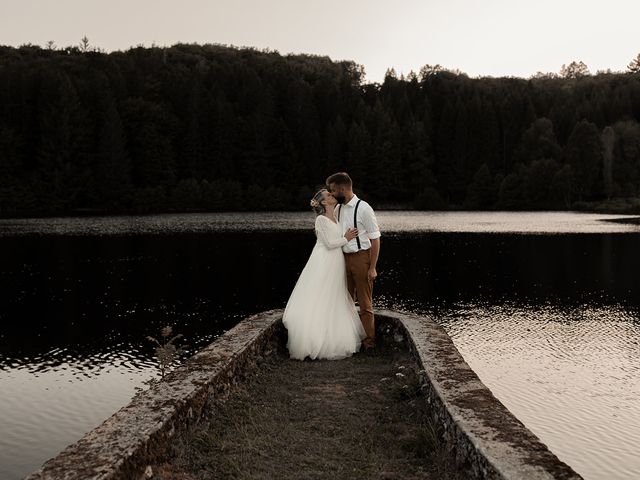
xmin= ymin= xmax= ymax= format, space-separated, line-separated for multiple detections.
xmin=344 ymin=228 xmax=358 ymax=241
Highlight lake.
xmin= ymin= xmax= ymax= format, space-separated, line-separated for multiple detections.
xmin=1 ymin=211 xmax=639 ymax=479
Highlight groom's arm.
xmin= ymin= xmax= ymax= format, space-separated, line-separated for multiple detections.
xmin=369 ymin=238 xmax=380 ymax=281
xmin=362 ymin=205 xmax=381 ymax=281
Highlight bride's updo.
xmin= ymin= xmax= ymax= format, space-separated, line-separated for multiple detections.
xmin=310 ymin=189 xmax=327 ymax=215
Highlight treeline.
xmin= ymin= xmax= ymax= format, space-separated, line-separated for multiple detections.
xmin=1 ymin=42 xmax=640 ymax=215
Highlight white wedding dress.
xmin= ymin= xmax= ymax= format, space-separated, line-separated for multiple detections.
xmin=283 ymin=214 xmax=366 ymax=360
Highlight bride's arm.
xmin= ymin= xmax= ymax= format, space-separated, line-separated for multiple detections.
xmin=315 ymin=216 xmax=348 ymax=249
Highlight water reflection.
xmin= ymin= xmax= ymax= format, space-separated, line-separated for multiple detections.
xmin=1 ymin=214 xmax=639 ymax=479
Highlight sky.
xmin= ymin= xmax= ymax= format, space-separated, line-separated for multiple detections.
xmin=1 ymin=0 xmax=639 ymax=83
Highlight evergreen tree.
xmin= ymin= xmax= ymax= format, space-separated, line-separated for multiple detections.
xmin=94 ymin=97 xmax=133 ymax=209
xmin=120 ymin=98 xmax=176 ymax=190
xmin=551 ymin=164 xmax=575 ymax=207
xmin=346 ymin=121 xmax=372 ymax=188
xmin=0 ymin=125 xmax=31 ymax=212
xmin=465 ymin=163 xmax=495 ymax=209
xmin=563 ymin=120 xmax=602 ymax=200
xmin=627 ymin=53 xmax=640 ymax=73
xmin=515 ymin=118 xmax=561 ymax=164
xmin=403 ymin=120 xmax=435 ymax=200
xmin=523 ymin=158 xmax=561 ymax=208
xmin=434 ymin=99 xmax=456 ymax=201
xmin=560 ymin=61 xmax=590 ymax=78
xmin=325 ymin=116 xmax=347 ymax=173
xmin=498 ymin=170 xmax=525 ymax=209
xmin=601 ymin=126 xmax=615 ymax=198
xmin=33 ymin=72 xmax=91 ymax=211
xmin=182 ymin=77 xmax=206 ymax=179
xmin=612 ymin=120 xmax=640 ymax=196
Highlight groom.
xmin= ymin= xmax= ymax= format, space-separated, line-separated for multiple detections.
xmin=326 ymin=172 xmax=381 ymax=352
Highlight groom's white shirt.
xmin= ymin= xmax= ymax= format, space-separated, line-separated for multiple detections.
xmin=334 ymin=194 xmax=381 ymax=253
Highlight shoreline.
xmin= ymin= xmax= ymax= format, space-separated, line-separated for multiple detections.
xmin=2 ymin=208 xmax=640 ymax=221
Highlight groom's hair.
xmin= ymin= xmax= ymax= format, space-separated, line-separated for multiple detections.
xmin=326 ymin=172 xmax=352 ymax=187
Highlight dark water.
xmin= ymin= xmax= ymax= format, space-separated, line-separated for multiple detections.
xmin=1 ymin=212 xmax=639 ymax=479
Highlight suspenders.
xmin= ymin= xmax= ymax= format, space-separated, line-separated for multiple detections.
xmin=337 ymin=199 xmax=362 ymax=250
xmin=353 ymin=200 xmax=362 ymax=250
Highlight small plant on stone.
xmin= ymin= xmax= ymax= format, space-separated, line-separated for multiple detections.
xmin=147 ymin=325 xmax=186 ymax=379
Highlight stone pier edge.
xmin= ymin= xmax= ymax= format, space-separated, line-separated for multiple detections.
xmin=25 ymin=309 xmax=285 ymax=480
xmin=26 ymin=308 xmax=582 ymax=480
xmin=377 ymin=309 xmax=582 ymax=480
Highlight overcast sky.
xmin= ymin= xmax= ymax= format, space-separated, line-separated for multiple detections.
xmin=1 ymin=0 xmax=639 ymax=82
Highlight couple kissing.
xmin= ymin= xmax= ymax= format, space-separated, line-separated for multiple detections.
xmin=282 ymin=172 xmax=381 ymax=361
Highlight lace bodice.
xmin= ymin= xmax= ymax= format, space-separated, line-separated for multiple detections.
xmin=314 ymin=215 xmax=347 ymax=250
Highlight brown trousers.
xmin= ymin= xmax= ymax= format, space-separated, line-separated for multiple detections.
xmin=345 ymin=249 xmax=375 ymax=348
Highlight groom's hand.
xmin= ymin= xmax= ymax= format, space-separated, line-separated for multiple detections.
xmin=368 ymin=267 xmax=377 ymax=281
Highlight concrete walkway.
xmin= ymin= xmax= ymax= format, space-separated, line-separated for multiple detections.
xmin=151 ymin=341 xmax=460 ymax=480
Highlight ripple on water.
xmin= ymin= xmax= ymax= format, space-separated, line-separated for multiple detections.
xmin=0 ymin=356 xmax=159 ymax=480
xmin=437 ymin=302 xmax=640 ymax=480
xmin=1 ymin=343 xmax=158 ymax=375
xmin=0 ymin=343 xmax=162 ymax=471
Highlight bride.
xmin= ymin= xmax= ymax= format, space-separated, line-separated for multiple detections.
xmin=282 ymin=188 xmax=367 ymax=360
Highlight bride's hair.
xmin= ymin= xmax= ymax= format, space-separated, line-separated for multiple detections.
xmin=310 ymin=189 xmax=327 ymax=215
